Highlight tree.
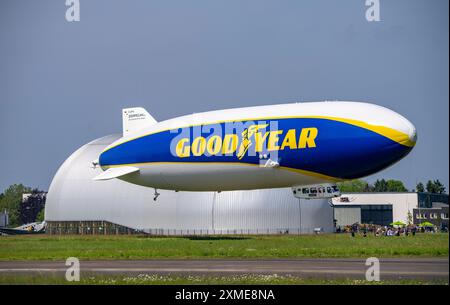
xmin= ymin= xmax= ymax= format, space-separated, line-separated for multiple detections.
xmin=338 ymin=179 xmax=409 ymax=193
xmin=426 ymin=180 xmax=434 ymax=193
xmin=407 ymin=211 xmax=413 ymax=225
xmin=374 ymin=179 xmax=388 ymax=192
xmin=416 ymin=182 xmax=425 ymax=193
xmin=0 ymin=184 xmax=32 ymax=227
xmin=426 ymin=179 xmax=446 ymax=194
xmin=36 ymin=208 xmax=45 ymax=222
xmin=20 ymin=189 xmax=46 ymax=224
xmin=385 ymin=179 xmax=408 ymax=192
xmin=372 ymin=179 xmax=407 ymax=192
xmin=433 ymin=179 xmax=446 ymax=194
xmin=337 ymin=179 xmax=370 ymax=192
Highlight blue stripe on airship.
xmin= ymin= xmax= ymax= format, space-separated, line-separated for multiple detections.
xmin=99 ymin=118 xmax=413 ymax=180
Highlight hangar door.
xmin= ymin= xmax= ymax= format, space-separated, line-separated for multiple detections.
xmin=334 ymin=206 xmax=361 ymax=227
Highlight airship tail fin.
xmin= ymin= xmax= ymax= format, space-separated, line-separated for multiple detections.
xmin=122 ymin=107 xmax=158 ymax=136
xmin=93 ymin=166 xmax=140 ymax=181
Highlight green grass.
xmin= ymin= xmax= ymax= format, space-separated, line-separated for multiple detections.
xmin=0 ymin=273 xmax=447 ymax=285
xmin=0 ymin=233 xmax=448 ymax=260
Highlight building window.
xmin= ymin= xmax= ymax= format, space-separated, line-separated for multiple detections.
xmin=416 ymin=213 xmax=428 ymax=219
xmin=442 ymin=213 xmax=449 ymax=219
xmin=361 ymin=205 xmax=393 ymax=226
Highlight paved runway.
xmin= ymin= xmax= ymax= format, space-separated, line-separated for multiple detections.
xmin=0 ymin=258 xmax=448 ymax=280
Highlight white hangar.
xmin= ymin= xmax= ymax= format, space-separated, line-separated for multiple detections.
xmin=45 ymin=135 xmax=334 ymax=235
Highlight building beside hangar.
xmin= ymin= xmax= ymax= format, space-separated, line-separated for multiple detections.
xmin=45 ymin=135 xmax=334 ymax=235
xmin=332 ymin=192 xmax=449 ymax=229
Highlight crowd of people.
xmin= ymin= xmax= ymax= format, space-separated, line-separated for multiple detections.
xmin=335 ymin=223 xmax=441 ymax=237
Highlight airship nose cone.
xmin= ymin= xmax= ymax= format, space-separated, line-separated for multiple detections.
xmin=398 ymin=116 xmax=417 ymax=147
xmin=408 ymin=122 xmax=418 ymax=145
xmin=318 ymin=104 xmax=418 ymax=180
xmin=382 ymin=106 xmax=417 ymax=148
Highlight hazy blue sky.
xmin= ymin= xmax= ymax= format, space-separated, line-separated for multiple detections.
xmin=0 ymin=0 xmax=448 ymax=192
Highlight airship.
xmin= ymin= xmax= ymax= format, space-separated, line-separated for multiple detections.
xmin=93 ymin=101 xmax=416 ymax=200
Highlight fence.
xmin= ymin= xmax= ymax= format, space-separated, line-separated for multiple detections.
xmin=46 ymin=221 xmax=323 ymax=235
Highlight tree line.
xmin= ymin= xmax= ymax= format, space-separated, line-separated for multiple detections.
xmin=338 ymin=178 xmax=447 ymax=194
xmin=0 ymin=184 xmax=46 ymax=227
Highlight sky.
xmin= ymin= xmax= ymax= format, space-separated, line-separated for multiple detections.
xmin=0 ymin=0 xmax=448 ymax=192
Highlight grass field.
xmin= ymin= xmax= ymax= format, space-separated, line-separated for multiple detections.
xmin=0 ymin=273 xmax=447 ymax=285
xmin=0 ymin=233 xmax=448 ymax=260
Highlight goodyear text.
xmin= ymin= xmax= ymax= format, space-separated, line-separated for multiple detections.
xmin=174 ymin=124 xmax=318 ymax=158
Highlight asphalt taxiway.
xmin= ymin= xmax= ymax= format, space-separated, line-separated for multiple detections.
xmin=0 ymin=258 xmax=448 ymax=280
